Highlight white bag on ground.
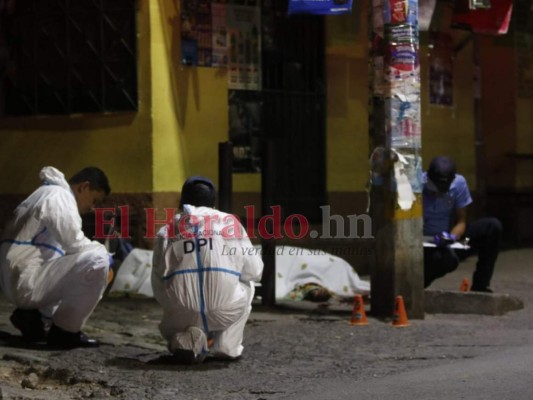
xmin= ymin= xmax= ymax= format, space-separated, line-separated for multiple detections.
xmin=109 ymin=248 xmax=154 ymax=297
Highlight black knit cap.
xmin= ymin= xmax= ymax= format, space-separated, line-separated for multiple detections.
xmin=179 ymin=176 xmax=216 ymax=208
xmin=427 ymin=156 xmax=456 ymax=193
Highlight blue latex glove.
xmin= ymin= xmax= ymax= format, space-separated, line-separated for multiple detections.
xmin=108 ymin=254 xmax=115 ymax=267
xmin=434 ymin=231 xmax=457 ymax=247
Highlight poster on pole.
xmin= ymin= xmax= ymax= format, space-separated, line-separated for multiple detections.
xmin=377 ymin=0 xmax=422 ymax=149
xmin=288 ymin=0 xmax=354 ymax=15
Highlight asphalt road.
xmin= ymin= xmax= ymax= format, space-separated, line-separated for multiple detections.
xmin=292 ymin=344 xmax=533 ymax=400
xmin=0 ymin=248 xmax=532 ymax=399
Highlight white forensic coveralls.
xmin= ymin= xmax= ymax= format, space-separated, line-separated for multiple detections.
xmin=152 ymin=205 xmax=263 ymax=359
xmin=0 ymin=167 xmax=110 ymax=332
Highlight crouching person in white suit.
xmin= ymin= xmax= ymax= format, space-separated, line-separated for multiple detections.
xmin=151 ymin=176 xmax=263 ymax=364
xmin=0 ymin=166 xmax=112 ymax=348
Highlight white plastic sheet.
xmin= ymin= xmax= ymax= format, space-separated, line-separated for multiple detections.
xmin=110 ymin=246 xmax=370 ymax=300
xmin=109 ymin=249 xmax=154 ymax=297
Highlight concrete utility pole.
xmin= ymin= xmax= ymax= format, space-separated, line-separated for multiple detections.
xmin=368 ymin=0 xmax=424 ymax=318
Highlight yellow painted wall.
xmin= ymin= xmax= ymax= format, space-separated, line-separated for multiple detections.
xmin=152 ymin=0 xmax=478 ymax=197
xmin=325 ymin=2 xmax=369 ymax=192
xmin=420 ymin=37 xmax=476 ymax=186
xmin=0 ymin=1 xmax=514 ymax=200
xmin=325 ymin=52 xmax=369 ymax=192
xmin=150 ymin=0 xmax=186 ymax=193
xmin=151 ymin=0 xmax=260 ymax=193
xmin=325 ymin=3 xmax=477 ymax=193
xmin=0 ymin=0 xmax=153 ymax=195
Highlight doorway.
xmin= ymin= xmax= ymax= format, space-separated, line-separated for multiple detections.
xmin=261 ymin=0 xmax=326 ymax=222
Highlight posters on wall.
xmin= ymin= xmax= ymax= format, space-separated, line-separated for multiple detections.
xmin=211 ymin=2 xmax=228 ymax=67
xmin=428 ymin=32 xmax=454 ymax=107
xmin=451 ymin=0 xmax=513 ymax=35
xmin=181 ymin=0 xmax=213 ymax=66
xmin=287 ymin=0 xmax=353 ymax=15
xmin=226 ymin=3 xmax=261 ymax=90
xmin=180 ymin=0 xmax=261 ymax=91
xmin=228 ymin=90 xmax=262 ymax=172
xmin=225 ymin=2 xmax=262 ymax=172
xmin=179 ymin=0 xmax=262 ymax=172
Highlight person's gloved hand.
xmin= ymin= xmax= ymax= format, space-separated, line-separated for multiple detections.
xmin=434 ymin=231 xmax=457 ymax=247
xmin=108 ymin=254 xmax=115 ymax=267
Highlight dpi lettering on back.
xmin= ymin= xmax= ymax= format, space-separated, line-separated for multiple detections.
xmin=183 ymin=238 xmax=213 ymax=253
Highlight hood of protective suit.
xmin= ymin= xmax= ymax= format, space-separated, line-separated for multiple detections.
xmin=39 ymin=166 xmax=71 ymax=191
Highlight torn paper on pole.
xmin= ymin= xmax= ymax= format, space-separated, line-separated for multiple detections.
xmin=393 ymin=152 xmax=416 ymax=210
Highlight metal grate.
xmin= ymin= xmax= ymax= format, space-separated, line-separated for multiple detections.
xmin=4 ymin=0 xmax=137 ymax=116
xmin=261 ymin=0 xmax=326 ymax=222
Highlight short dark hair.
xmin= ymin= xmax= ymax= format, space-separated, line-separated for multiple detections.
xmin=69 ymin=167 xmax=111 ymax=195
xmin=180 ymin=176 xmax=216 ymax=208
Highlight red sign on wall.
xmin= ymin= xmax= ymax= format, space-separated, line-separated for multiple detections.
xmin=451 ymin=0 xmax=513 ymax=35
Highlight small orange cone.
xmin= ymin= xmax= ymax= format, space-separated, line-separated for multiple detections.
xmin=350 ymin=294 xmax=368 ymax=326
xmin=460 ymin=277 xmax=470 ymax=292
xmin=107 ymin=268 xmax=114 ymax=284
xmin=392 ymin=295 xmax=409 ymax=327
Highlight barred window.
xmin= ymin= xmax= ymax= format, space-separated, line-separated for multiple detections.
xmin=2 ymin=0 xmax=137 ymax=116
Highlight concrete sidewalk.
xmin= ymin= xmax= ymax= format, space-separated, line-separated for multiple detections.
xmin=277 ymin=247 xmax=527 ymax=316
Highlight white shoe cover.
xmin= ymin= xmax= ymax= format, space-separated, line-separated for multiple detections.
xmin=169 ymin=326 xmax=208 ymax=364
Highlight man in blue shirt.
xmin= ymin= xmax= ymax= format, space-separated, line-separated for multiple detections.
xmin=423 ymin=156 xmax=502 ymax=292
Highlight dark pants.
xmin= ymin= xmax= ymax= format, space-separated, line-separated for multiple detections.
xmin=424 ymin=218 xmax=503 ymax=289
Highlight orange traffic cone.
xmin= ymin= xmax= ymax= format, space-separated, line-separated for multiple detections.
xmin=350 ymin=294 xmax=368 ymax=326
xmin=107 ymin=268 xmax=114 ymax=285
xmin=460 ymin=277 xmax=470 ymax=292
xmin=392 ymin=295 xmax=409 ymax=327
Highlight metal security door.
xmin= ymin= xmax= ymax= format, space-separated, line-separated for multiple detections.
xmin=262 ymin=0 xmax=326 ymax=223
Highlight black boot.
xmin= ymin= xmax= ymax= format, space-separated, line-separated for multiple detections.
xmin=470 ymin=285 xmax=493 ymax=293
xmin=10 ymin=308 xmax=46 ymax=342
xmin=47 ymin=324 xmax=99 ymax=349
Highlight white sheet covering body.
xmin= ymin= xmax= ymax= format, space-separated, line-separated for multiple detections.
xmin=114 ymin=246 xmax=370 ymax=300
xmin=270 ymin=246 xmax=370 ymax=299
